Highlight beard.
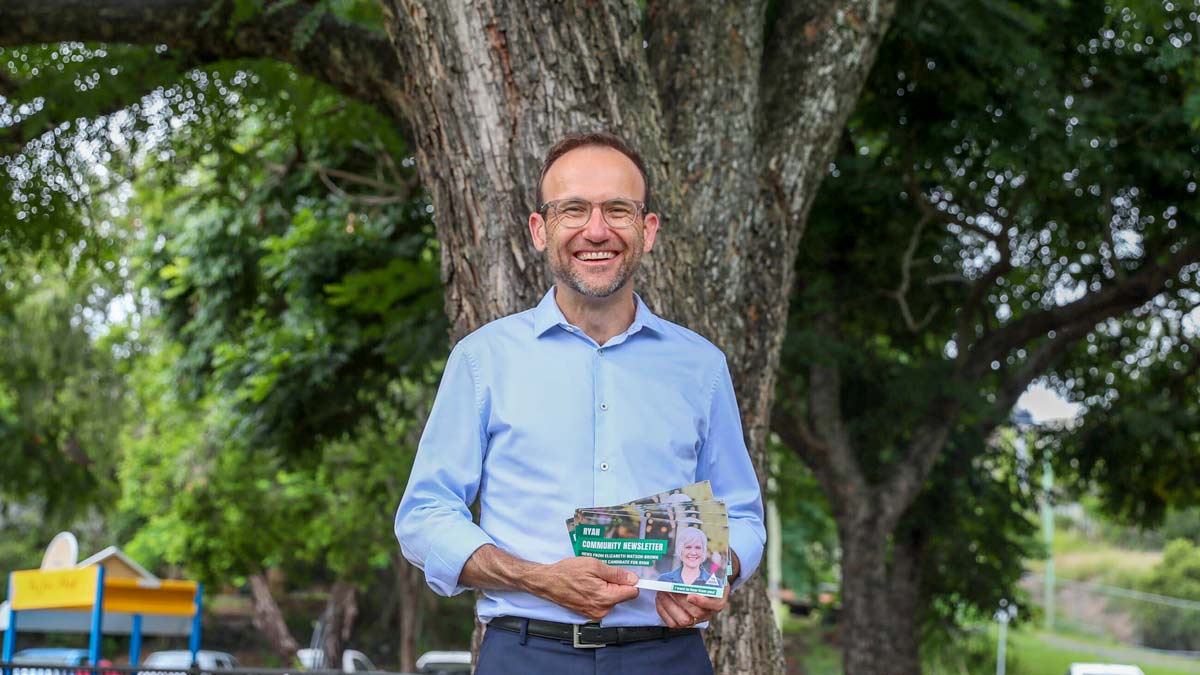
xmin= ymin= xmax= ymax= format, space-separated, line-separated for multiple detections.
xmin=549 ymin=231 xmax=645 ymax=298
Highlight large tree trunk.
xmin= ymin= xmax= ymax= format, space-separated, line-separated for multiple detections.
xmin=379 ymin=2 xmax=894 ymax=671
xmin=248 ymin=572 xmax=301 ymax=664
xmin=838 ymin=520 xmax=922 ymax=675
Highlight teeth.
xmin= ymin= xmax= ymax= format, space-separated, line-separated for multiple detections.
xmin=577 ymin=251 xmax=617 ymax=261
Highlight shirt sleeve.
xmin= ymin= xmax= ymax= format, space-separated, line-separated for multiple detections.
xmin=696 ymin=355 xmax=766 ymax=591
xmin=394 ymin=342 xmax=495 ymax=596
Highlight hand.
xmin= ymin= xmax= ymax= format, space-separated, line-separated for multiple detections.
xmin=527 ymin=556 xmax=640 ymax=621
xmin=655 ymin=582 xmax=730 ymax=628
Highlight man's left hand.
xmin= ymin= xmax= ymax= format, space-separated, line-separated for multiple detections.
xmin=655 ymin=583 xmax=730 ymax=628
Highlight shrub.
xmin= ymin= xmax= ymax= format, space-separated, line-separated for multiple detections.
xmin=1134 ymin=539 xmax=1200 ymax=650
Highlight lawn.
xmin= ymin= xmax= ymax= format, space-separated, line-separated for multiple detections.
xmin=782 ymin=617 xmax=1200 ymax=675
xmin=1006 ymin=629 xmax=1200 ymax=675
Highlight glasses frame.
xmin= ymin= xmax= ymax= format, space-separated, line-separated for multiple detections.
xmin=538 ymin=197 xmax=647 ymax=229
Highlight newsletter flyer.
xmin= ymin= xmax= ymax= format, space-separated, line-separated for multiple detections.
xmin=567 ymin=482 xmax=731 ymax=597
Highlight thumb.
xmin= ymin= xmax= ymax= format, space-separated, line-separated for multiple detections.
xmin=594 ymin=563 xmax=638 ymax=586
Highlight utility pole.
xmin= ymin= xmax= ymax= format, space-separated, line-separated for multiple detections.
xmin=1042 ymin=452 xmax=1056 ymax=631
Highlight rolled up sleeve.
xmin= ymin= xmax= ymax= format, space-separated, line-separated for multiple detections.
xmin=697 ymin=356 xmax=766 ymax=591
xmin=395 ymin=343 xmax=495 ymax=596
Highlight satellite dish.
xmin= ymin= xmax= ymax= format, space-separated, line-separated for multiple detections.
xmin=41 ymin=531 xmax=79 ymax=570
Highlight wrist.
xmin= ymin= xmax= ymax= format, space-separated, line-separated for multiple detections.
xmin=518 ymin=560 xmax=554 ymax=599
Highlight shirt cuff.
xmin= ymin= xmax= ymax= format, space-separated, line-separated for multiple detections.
xmin=728 ymin=520 xmax=765 ymax=592
xmin=422 ymin=524 xmax=496 ymax=597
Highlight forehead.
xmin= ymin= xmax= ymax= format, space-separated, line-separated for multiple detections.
xmin=542 ymin=146 xmax=646 ymax=201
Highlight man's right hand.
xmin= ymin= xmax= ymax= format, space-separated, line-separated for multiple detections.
xmin=526 ymin=556 xmax=640 ymax=621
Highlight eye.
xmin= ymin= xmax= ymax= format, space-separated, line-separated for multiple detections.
xmin=605 ymin=202 xmax=634 ymax=218
xmin=560 ymin=200 xmax=590 ymax=217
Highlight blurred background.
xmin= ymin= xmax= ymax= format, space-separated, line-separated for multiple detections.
xmin=2 ymin=1 xmax=1199 ymax=673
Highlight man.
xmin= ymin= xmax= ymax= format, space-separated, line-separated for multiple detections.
xmin=395 ymin=132 xmax=765 ymax=674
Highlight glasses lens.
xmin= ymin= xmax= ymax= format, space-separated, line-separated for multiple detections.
xmin=603 ymin=199 xmax=638 ymax=228
xmin=554 ymin=199 xmax=592 ymax=228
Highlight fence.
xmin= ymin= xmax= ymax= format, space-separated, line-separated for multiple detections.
xmin=1024 ymin=572 xmax=1200 ymax=656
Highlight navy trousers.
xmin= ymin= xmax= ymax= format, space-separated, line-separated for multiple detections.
xmin=475 ymin=623 xmax=715 ymax=675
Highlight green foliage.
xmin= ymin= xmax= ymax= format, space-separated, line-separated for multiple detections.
xmin=1134 ymin=539 xmax=1200 ymax=650
xmin=769 ymin=438 xmax=838 ymax=600
xmin=105 ymin=59 xmax=446 ymax=592
xmin=0 ymin=263 xmax=127 ymax=516
xmin=778 ymin=0 xmax=1199 ymax=638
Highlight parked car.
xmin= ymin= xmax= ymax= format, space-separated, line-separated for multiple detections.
xmin=414 ymin=651 xmax=470 ymax=675
xmin=296 ymin=649 xmax=378 ymax=673
xmin=1066 ymin=665 xmax=1146 ymax=675
xmin=11 ymin=648 xmax=115 ymax=675
xmin=142 ymin=650 xmax=238 ymax=674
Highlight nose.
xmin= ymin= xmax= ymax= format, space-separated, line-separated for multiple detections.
xmin=581 ymin=204 xmax=610 ymax=240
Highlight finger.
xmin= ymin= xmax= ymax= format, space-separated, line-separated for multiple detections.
xmin=658 ymin=591 xmax=701 ymax=628
xmin=685 ymin=594 xmax=726 ymax=611
xmin=608 ymin=584 xmax=640 ymax=603
xmin=657 ymin=595 xmax=692 ymax=628
xmin=591 ymin=561 xmax=639 ymax=585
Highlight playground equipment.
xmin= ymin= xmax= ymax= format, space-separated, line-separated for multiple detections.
xmin=1 ymin=533 xmax=203 ymax=673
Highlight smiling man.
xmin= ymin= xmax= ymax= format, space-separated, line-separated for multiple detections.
xmin=395 ymin=132 xmax=765 ymax=674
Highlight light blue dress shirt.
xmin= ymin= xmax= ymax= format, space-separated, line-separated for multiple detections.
xmin=394 ymin=287 xmax=766 ymax=627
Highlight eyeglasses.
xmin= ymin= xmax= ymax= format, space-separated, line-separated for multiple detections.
xmin=538 ymin=198 xmax=646 ymax=229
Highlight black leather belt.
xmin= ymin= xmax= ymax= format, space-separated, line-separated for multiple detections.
xmin=488 ymin=616 xmax=699 ymax=648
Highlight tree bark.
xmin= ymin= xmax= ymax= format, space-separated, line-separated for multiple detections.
xmin=322 ymin=581 xmax=359 ymax=667
xmin=1 ymin=0 xmax=898 ymax=671
xmin=248 ymin=572 xmax=301 ymax=665
xmin=379 ymin=2 xmax=895 ymax=671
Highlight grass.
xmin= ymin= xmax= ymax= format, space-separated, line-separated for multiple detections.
xmin=782 ymin=617 xmax=1200 ymax=675
xmin=1024 ymin=527 xmax=1162 ymax=586
xmin=782 ymin=615 xmax=841 ymax=675
xmin=1006 ymin=628 xmax=1200 ymax=675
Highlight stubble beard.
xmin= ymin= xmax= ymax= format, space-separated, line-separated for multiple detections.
xmin=550 ymin=233 xmax=644 ymax=299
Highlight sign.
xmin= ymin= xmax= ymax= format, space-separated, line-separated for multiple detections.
xmin=40 ymin=531 xmax=79 ymax=571
xmin=10 ymin=567 xmax=99 ymax=610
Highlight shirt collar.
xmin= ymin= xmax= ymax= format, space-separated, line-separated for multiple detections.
xmin=532 ymin=287 xmax=667 ymax=339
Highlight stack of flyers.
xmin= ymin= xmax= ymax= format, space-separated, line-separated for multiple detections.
xmin=566 ymin=481 xmax=731 ymax=597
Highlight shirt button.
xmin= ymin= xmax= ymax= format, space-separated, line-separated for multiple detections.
xmin=600 ymin=462 xmax=609 ymax=471
xmin=600 ymin=403 xmax=608 ymax=411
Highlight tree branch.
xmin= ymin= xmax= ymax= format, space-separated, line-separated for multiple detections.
xmin=0 ymin=0 xmax=407 ymax=123
xmin=961 ymin=239 xmax=1200 ymax=381
xmin=880 ymin=238 xmax=1200 ymax=523
xmin=883 ymin=212 xmax=938 ymax=331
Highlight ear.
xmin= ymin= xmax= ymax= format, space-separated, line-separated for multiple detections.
xmin=529 ymin=212 xmax=548 ymax=252
xmin=641 ymin=211 xmax=660 ymax=253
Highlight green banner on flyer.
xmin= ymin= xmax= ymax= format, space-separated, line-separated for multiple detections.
xmin=574 ymin=526 xmax=668 ymax=565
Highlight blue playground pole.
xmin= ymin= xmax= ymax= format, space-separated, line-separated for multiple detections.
xmin=87 ymin=566 xmax=106 ymax=674
xmin=188 ymin=583 xmax=203 ymax=667
xmin=129 ymin=614 xmax=144 ymax=667
xmin=2 ymin=573 xmax=16 ymax=675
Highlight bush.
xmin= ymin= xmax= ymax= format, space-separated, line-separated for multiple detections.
xmin=1134 ymin=539 xmax=1200 ymax=650
xmin=1161 ymin=507 xmax=1200 ymax=543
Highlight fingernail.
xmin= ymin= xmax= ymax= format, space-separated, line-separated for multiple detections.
xmin=626 ymin=572 xmax=636 ymax=583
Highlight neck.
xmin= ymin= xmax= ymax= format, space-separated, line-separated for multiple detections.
xmin=554 ymin=284 xmax=637 ymax=345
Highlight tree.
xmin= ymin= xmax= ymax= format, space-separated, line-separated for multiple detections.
xmin=771 ymin=1 xmax=1199 ymax=671
xmin=2 ymin=1 xmax=900 ymax=671
xmin=103 ymin=61 xmax=449 ymax=668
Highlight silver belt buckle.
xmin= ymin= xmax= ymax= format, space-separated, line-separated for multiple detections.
xmin=572 ymin=623 xmax=606 ymax=649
